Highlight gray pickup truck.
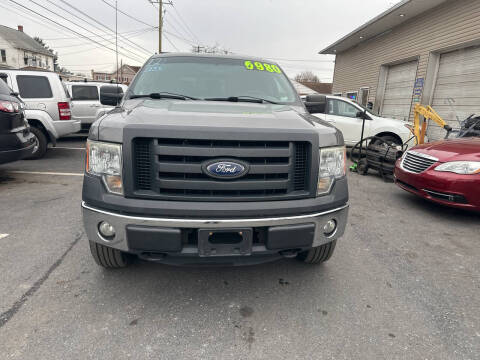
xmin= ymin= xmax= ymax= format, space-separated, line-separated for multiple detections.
xmin=82 ymin=53 xmax=349 ymax=268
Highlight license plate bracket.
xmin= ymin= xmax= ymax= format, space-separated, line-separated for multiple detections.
xmin=198 ymin=228 xmax=253 ymax=257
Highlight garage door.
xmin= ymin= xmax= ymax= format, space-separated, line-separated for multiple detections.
xmin=428 ymin=45 xmax=480 ymax=140
xmin=381 ymin=61 xmax=418 ymax=121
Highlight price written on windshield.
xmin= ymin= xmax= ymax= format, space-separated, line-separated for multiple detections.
xmin=244 ymin=61 xmax=282 ymax=73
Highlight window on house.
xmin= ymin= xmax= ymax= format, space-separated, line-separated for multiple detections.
xmin=16 ymin=75 xmax=53 ymax=98
xmin=0 ymin=49 xmax=6 ymax=62
xmin=346 ymin=91 xmax=358 ymax=101
xmin=24 ymin=57 xmax=28 ymax=65
xmin=71 ymin=85 xmax=99 ymax=101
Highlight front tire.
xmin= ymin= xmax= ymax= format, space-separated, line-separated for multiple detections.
xmin=89 ymin=241 xmax=132 ymax=268
xmin=297 ymin=240 xmax=337 ymax=264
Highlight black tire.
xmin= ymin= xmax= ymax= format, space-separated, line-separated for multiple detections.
xmin=89 ymin=241 xmax=132 ymax=268
xmin=296 ymin=240 xmax=337 ymax=264
xmin=375 ymin=135 xmax=401 ymax=146
xmin=357 ymin=159 xmax=369 ymax=175
xmin=25 ymin=126 xmax=48 ymax=160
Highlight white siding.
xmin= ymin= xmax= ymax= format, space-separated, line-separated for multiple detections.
xmin=331 ymin=0 xmax=480 ymax=123
xmin=381 ymin=61 xmax=418 ymax=121
xmin=428 ymin=45 xmax=480 ymax=140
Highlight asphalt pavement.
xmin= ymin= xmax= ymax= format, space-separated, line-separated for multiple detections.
xmin=0 ymin=136 xmax=479 ymax=359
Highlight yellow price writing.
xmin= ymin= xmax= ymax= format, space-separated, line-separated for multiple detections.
xmin=244 ymin=60 xmax=282 ymax=74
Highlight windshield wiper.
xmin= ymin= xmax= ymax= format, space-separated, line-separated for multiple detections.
xmin=129 ymin=92 xmax=198 ymax=100
xmin=204 ymin=96 xmax=279 ymax=104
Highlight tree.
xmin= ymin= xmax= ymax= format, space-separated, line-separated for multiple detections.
xmin=294 ymin=71 xmax=321 ymax=83
xmin=33 ymin=36 xmax=59 ymax=71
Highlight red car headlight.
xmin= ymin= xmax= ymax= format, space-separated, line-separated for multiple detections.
xmin=435 ymin=161 xmax=480 ymax=175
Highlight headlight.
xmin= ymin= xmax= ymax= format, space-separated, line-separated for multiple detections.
xmin=434 ymin=161 xmax=480 ymax=175
xmin=86 ymin=140 xmax=123 ymax=194
xmin=317 ymin=146 xmax=346 ymax=195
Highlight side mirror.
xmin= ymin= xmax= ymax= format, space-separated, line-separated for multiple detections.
xmin=356 ymin=110 xmax=365 ymax=118
xmin=100 ymin=92 xmax=122 ymax=106
xmin=304 ymin=94 xmax=326 ymax=114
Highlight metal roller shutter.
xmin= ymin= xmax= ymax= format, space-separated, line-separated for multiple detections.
xmin=429 ymin=46 xmax=480 ymax=140
xmin=381 ymin=60 xmax=418 ymax=121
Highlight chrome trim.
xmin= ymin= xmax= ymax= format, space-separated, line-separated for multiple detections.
xmin=407 ymin=150 xmax=439 ymax=162
xmin=400 ymin=150 xmax=439 ymax=174
xmin=81 ymin=201 xmax=348 ymax=224
xmin=82 ymin=201 xmax=349 ymax=251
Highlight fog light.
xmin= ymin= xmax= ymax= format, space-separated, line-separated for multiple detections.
xmin=98 ymin=221 xmax=115 ymax=238
xmin=323 ymin=219 xmax=337 ymax=236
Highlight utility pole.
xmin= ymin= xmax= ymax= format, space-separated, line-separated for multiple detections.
xmin=158 ymin=0 xmax=162 ymax=53
xmin=150 ymin=0 xmax=172 ymax=53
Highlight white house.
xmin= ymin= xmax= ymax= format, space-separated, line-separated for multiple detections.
xmin=0 ymin=25 xmax=55 ymax=71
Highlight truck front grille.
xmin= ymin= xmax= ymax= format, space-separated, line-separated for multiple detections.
xmin=132 ymin=138 xmax=312 ymax=201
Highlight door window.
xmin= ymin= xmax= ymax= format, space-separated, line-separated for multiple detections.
xmin=327 ymin=99 xmax=359 ymax=118
xmin=72 ymin=85 xmax=99 ymax=101
xmin=16 ymin=75 xmax=53 ymax=98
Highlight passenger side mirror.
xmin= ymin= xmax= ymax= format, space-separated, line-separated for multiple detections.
xmin=304 ymin=94 xmax=326 ymax=114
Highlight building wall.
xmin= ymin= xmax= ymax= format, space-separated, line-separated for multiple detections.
xmin=0 ymin=36 xmax=54 ymax=70
xmin=332 ymin=0 xmax=480 ymax=120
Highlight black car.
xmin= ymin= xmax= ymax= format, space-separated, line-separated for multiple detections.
xmin=0 ymin=78 xmax=35 ymax=164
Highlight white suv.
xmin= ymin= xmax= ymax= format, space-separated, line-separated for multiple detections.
xmin=65 ymin=82 xmax=127 ymax=131
xmin=306 ymin=94 xmax=414 ymax=147
xmin=0 ymin=70 xmax=80 ymax=158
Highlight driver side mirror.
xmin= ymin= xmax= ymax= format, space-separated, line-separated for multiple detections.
xmin=356 ymin=110 xmax=371 ymax=120
xmin=100 ymin=92 xmax=123 ymax=106
xmin=304 ymin=94 xmax=326 ymax=114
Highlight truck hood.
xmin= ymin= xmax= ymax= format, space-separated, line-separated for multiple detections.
xmin=94 ymin=99 xmax=342 ymax=146
xmin=411 ymin=137 xmax=480 ymax=162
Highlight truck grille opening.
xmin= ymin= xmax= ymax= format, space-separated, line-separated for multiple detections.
xmin=132 ymin=138 xmax=312 ymax=201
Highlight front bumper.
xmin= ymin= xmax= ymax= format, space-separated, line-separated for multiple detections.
xmin=82 ymin=201 xmax=349 ymax=265
xmin=394 ymin=160 xmax=480 ymax=211
xmin=53 ymin=119 xmax=81 ymax=138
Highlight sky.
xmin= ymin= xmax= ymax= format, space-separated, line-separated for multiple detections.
xmin=1 ymin=0 xmax=401 ymax=81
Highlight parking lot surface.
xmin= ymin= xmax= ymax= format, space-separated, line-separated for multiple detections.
xmin=0 ymin=136 xmax=479 ymax=359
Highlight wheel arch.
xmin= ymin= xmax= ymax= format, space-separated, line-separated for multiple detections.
xmin=27 ymin=119 xmax=56 ymax=145
xmin=374 ymin=131 xmax=402 ymax=145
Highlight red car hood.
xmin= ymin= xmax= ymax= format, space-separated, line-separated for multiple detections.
xmin=412 ymin=137 xmax=480 ymax=162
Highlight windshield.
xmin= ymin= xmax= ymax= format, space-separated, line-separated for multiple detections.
xmin=128 ymin=56 xmax=299 ymax=104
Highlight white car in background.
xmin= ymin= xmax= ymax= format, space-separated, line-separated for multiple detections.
xmin=65 ymin=82 xmax=127 ymax=131
xmin=304 ymin=94 xmax=415 ymax=147
xmin=0 ymin=70 xmax=80 ymax=159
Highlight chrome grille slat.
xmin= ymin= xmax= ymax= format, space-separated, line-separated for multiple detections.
xmin=401 ymin=151 xmax=438 ymax=173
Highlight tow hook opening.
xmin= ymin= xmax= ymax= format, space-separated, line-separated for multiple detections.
xmin=140 ymin=252 xmax=167 ymax=261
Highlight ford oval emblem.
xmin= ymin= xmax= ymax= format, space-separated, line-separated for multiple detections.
xmin=203 ymin=160 xmax=249 ymax=179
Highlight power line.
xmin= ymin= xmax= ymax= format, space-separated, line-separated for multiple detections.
xmin=57 ymin=0 xmax=153 ymax=56
xmin=163 ymin=33 xmax=179 ymax=51
xmin=39 ymin=0 xmax=147 ymax=60
xmin=42 ymin=27 xmax=152 ymax=40
xmin=100 ymin=0 xmax=156 ymax=29
xmin=171 ymin=3 xmax=201 ymax=45
xmin=7 ymin=0 xmax=144 ymax=64
xmin=164 ymin=9 xmax=196 ymax=44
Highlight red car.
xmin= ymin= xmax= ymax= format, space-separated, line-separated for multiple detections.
xmin=394 ymin=137 xmax=480 ymax=211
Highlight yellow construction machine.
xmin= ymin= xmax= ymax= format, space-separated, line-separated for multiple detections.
xmin=412 ymin=104 xmax=452 ymax=144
